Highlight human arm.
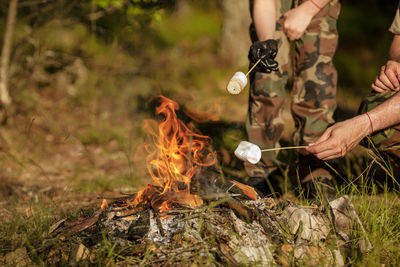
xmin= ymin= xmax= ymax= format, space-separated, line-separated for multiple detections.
xmin=283 ymin=0 xmax=331 ymax=40
xmin=371 ymin=35 xmax=400 ymax=93
xmin=249 ymin=0 xmax=278 ymax=73
xmin=390 ymin=34 xmax=400 ymax=61
xmin=306 ymin=92 xmax=400 ymax=160
xmin=253 ymin=0 xmax=276 ymax=41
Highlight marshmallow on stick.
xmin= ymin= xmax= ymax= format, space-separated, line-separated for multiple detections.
xmin=226 ymin=58 xmax=262 ymax=95
xmin=234 ymin=141 xmax=307 ymax=164
xmin=234 ymin=141 xmax=262 ymax=164
xmin=226 ymin=72 xmax=247 ymax=94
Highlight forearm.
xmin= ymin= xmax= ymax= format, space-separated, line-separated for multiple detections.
xmin=306 ymin=92 xmax=400 ymax=160
xmin=362 ymin=92 xmax=400 ymax=134
xmin=389 ymin=35 xmax=400 ymax=62
xmin=341 ymin=92 xmax=400 ymax=140
xmin=253 ymin=0 xmax=276 ymax=40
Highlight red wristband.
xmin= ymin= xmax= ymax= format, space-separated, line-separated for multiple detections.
xmin=366 ymin=112 xmax=374 ymax=134
xmin=310 ymin=0 xmax=322 ymax=9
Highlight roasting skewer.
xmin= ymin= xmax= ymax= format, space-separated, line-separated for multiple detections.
xmin=260 ymin=146 xmax=307 ymax=152
xmin=234 ymin=141 xmax=307 ymax=164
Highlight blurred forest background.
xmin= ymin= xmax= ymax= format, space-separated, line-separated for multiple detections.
xmin=0 ymin=0 xmax=399 ymax=265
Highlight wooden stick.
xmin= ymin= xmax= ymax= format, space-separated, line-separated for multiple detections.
xmin=261 ymin=146 xmax=307 ymax=152
xmin=245 ymin=58 xmax=262 ymax=77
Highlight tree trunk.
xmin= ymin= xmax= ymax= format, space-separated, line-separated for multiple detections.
xmin=0 ymin=0 xmax=19 ymax=107
xmin=175 ymin=0 xmax=189 ymax=16
xmin=220 ymin=0 xmax=251 ymax=67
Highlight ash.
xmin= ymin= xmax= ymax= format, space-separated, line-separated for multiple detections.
xmin=51 ymin=195 xmax=372 ymax=266
xmin=93 ymin=196 xmax=371 ymax=266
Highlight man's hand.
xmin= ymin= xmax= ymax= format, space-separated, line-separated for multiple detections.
xmin=249 ymin=39 xmax=279 ymax=73
xmin=372 ymin=60 xmax=400 ymax=93
xmin=283 ymin=2 xmax=319 ymax=40
xmin=306 ymin=115 xmax=371 ymax=160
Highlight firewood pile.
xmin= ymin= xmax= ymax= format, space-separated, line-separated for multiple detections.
xmin=42 ymin=167 xmax=371 ymax=266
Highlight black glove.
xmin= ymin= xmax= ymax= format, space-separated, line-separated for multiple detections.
xmin=248 ymin=39 xmax=279 ymax=73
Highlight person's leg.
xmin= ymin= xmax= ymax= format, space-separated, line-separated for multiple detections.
xmin=291 ymin=0 xmax=340 ymax=146
xmin=359 ymin=92 xmax=400 ymax=162
xmin=291 ymin=0 xmax=341 ymax=198
xmin=245 ymin=0 xmax=292 ymax=179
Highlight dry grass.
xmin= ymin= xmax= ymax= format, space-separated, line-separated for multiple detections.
xmin=0 ymin=4 xmax=399 ymax=266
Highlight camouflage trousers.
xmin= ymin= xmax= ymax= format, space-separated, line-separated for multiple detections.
xmin=246 ymin=0 xmax=341 ymax=175
xmin=359 ymin=92 xmax=400 ymax=161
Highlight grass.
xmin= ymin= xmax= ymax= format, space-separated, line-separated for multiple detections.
xmin=1 ymin=158 xmax=400 ymax=265
xmin=71 ymin=173 xmax=143 ymax=193
xmin=1 ymin=2 xmax=400 ymax=266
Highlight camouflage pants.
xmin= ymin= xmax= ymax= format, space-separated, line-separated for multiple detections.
xmin=246 ymin=0 xmax=341 ymax=174
xmin=359 ymin=92 xmax=400 ymax=161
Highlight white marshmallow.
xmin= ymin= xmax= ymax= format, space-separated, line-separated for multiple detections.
xmin=227 ymin=72 xmax=248 ymax=95
xmin=234 ymin=141 xmax=262 ymax=164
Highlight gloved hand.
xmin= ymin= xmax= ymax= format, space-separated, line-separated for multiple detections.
xmin=248 ymin=39 xmax=279 ymax=73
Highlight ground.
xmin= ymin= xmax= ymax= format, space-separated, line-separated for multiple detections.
xmin=1 ymin=3 xmax=400 ymax=266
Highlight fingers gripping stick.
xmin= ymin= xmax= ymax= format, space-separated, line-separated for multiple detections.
xmin=234 ymin=141 xmax=307 ymax=164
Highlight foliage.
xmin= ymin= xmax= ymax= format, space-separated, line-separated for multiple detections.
xmin=0 ymin=0 xmax=400 ymax=265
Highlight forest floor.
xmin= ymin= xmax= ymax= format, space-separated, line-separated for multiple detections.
xmin=1 ymin=5 xmax=400 ymax=266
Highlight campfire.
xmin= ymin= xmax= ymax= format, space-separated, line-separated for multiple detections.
xmin=49 ymin=95 xmax=372 ymax=266
xmin=101 ymin=95 xmax=257 ymax=215
xmin=105 ymin=96 xmax=216 ymax=212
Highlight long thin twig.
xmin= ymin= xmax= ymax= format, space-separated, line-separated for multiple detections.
xmin=380 ymin=145 xmax=400 ymax=151
xmin=245 ymin=58 xmax=262 ymax=77
xmin=260 ymin=146 xmax=307 ymax=152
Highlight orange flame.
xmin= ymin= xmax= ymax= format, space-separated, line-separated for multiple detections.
xmin=134 ymin=96 xmax=216 ymax=211
xmin=158 ymin=200 xmax=173 ymax=212
xmin=101 ymin=199 xmax=108 ymax=210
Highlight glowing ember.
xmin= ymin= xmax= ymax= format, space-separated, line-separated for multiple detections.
xmin=158 ymin=200 xmax=173 ymax=212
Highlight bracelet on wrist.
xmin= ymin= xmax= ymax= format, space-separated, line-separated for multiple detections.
xmin=365 ymin=112 xmax=374 ymax=134
xmin=310 ymin=0 xmax=322 ymax=9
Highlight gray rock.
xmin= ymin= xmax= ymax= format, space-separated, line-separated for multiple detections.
xmin=281 ymin=206 xmax=330 ymax=242
xmin=329 ymin=195 xmax=373 ymax=253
